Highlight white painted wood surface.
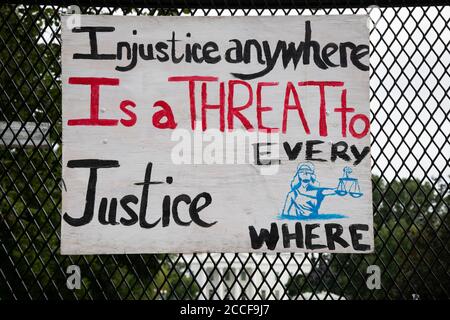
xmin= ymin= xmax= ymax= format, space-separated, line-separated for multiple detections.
xmin=61 ymin=15 xmax=373 ymax=254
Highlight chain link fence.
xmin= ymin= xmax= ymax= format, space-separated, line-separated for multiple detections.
xmin=0 ymin=0 xmax=449 ymax=300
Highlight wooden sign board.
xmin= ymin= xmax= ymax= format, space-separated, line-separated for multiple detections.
xmin=61 ymin=15 xmax=373 ymax=254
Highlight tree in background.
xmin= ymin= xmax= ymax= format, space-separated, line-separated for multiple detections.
xmin=0 ymin=4 xmax=197 ymax=300
xmin=2 ymin=3 xmax=448 ymax=301
xmin=287 ymin=175 xmax=449 ymax=299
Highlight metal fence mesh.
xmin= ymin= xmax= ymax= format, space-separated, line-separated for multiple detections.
xmin=0 ymin=1 xmax=449 ymax=300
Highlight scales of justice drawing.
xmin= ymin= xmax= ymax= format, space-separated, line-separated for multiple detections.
xmin=280 ymin=162 xmax=363 ymax=220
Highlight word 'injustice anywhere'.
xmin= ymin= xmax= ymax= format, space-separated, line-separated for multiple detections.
xmin=72 ymin=21 xmax=369 ymax=79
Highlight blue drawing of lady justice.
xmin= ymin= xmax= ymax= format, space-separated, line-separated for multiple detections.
xmin=280 ymin=162 xmax=363 ymax=220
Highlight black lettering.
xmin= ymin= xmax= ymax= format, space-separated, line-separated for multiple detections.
xmin=162 ymin=195 xmax=171 ymax=227
xmin=303 ymin=20 xmax=327 ymax=69
xmin=190 ymin=192 xmax=216 ymax=227
xmin=322 ymin=43 xmax=339 ymax=67
xmin=253 ymin=142 xmax=281 ymax=166
xmin=231 ymin=40 xmax=279 ymax=80
xmin=281 ymin=42 xmax=305 ymax=69
xmin=168 ymin=31 xmax=184 ymax=63
xmin=203 ymin=42 xmax=221 ymax=64
xmin=139 ymin=44 xmax=155 ymax=61
xmin=282 ymin=223 xmax=304 ymax=248
xmin=283 ymin=142 xmax=303 ymax=161
xmin=243 ymin=40 xmax=265 ymax=64
xmin=331 ymin=141 xmax=351 ymax=162
xmin=134 ymin=162 xmax=163 ymax=229
xmin=248 ymin=223 xmax=279 ymax=250
xmin=325 ymin=223 xmax=349 ymax=250
xmin=305 ymin=223 xmax=327 ymax=250
xmin=305 ymin=140 xmax=326 ymax=162
xmin=349 ymin=224 xmax=371 ymax=251
xmin=339 ymin=42 xmax=355 ymax=68
xmin=72 ymin=26 xmax=116 ymax=60
xmin=63 ymin=159 xmax=119 ymax=227
xmin=350 ymin=145 xmax=370 ymax=165
xmin=116 ymin=42 xmax=138 ymax=71
xmin=225 ymin=39 xmax=243 ymax=63
xmin=172 ymin=194 xmax=192 ymax=226
xmin=351 ymin=45 xmax=369 ymax=71
xmin=119 ymin=195 xmax=139 ymax=226
xmin=98 ymin=197 xmax=119 ymax=225
xmin=155 ymin=42 xmax=169 ymax=61
xmin=191 ymin=43 xmax=203 ymax=63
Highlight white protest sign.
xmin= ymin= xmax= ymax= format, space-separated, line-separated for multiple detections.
xmin=61 ymin=15 xmax=373 ymax=254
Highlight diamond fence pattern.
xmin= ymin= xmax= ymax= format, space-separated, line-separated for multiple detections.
xmin=0 ymin=1 xmax=449 ymax=300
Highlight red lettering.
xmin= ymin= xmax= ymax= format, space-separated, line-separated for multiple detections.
xmin=256 ymin=82 xmax=279 ymax=133
xmin=152 ymin=100 xmax=177 ymax=129
xmin=334 ymin=89 xmax=355 ymax=137
xmin=119 ymin=100 xmax=137 ymax=127
xmin=67 ymin=77 xmax=119 ymax=126
xmin=298 ymin=81 xmax=344 ymax=137
xmin=168 ymin=76 xmax=218 ymax=130
xmin=227 ymin=80 xmax=254 ymax=131
xmin=201 ymin=82 xmax=225 ymax=132
xmin=283 ymin=82 xmax=310 ymax=134
xmin=349 ymin=114 xmax=370 ymax=139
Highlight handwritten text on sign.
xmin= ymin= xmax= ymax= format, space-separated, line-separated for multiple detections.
xmin=61 ymin=15 xmax=373 ymax=254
